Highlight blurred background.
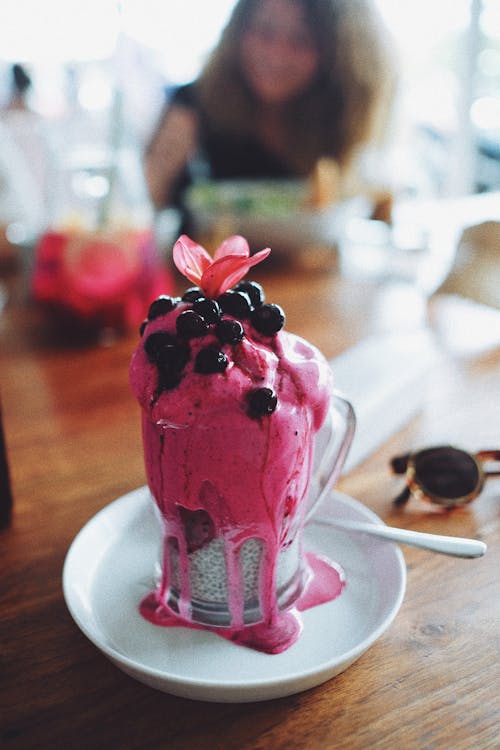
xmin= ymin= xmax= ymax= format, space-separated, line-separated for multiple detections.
xmin=1 ymin=0 xmax=498 ymax=195
xmin=0 ymin=0 xmax=498 ymax=328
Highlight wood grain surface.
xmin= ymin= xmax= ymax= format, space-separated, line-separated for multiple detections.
xmin=1 ymin=261 xmax=499 ymax=750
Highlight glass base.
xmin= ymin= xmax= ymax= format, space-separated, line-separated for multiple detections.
xmin=156 ymin=534 xmax=307 ymax=628
xmin=165 ymin=559 xmax=308 ymax=628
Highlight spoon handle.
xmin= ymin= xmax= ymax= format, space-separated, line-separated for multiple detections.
xmin=313 ymin=518 xmax=487 ymax=558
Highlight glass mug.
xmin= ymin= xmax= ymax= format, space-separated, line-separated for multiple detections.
xmin=143 ymin=391 xmax=355 ymax=629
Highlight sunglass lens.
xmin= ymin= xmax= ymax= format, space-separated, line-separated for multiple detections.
xmin=414 ymin=447 xmax=480 ymax=499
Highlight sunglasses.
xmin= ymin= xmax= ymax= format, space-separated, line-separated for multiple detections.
xmin=391 ymin=446 xmax=500 ymax=508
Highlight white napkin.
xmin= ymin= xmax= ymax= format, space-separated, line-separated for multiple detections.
xmin=331 ymin=330 xmax=440 ymax=473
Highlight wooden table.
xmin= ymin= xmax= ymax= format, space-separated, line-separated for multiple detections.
xmin=1 ymin=262 xmax=499 ymax=750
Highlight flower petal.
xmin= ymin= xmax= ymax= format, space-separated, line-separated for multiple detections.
xmin=173 ymin=235 xmax=212 ymax=286
xmin=214 ymin=235 xmax=250 ymax=260
xmin=201 ymin=247 xmax=271 ymax=297
xmin=246 ymin=247 xmax=272 ymax=267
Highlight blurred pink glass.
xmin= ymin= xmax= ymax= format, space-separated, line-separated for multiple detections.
xmin=32 ymin=228 xmax=173 ymax=332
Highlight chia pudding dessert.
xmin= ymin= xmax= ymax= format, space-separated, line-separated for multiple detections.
xmin=130 ymin=234 xmax=347 ymax=653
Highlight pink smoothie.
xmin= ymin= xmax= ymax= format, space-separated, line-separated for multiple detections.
xmin=130 ymin=288 xmax=345 ymax=653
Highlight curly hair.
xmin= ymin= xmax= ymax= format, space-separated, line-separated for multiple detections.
xmin=197 ymin=0 xmax=396 ymax=175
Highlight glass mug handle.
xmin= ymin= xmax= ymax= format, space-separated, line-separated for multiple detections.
xmin=306 ymin=391 xmax=356 ymax=523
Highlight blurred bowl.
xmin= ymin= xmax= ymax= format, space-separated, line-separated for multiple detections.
xmin=185 ymin=179 xmax=373 ymax=257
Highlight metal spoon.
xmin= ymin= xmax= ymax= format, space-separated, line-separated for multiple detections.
xmin=311 ymin=517 xmax=487 ymax=558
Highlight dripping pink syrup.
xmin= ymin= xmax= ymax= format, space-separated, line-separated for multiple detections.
xmin=139 ymin=552 xmax=345 ymax=654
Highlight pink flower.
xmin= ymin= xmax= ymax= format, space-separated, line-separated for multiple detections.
xmin=173 ymin=234 xmax=271 ymax=298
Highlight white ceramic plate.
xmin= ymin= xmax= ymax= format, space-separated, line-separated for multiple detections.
xmin=63 ymin=487 xmax=406 ymax=703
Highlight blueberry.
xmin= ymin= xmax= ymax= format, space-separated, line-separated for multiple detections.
xmin=193 ymin=297 xmax=221 ymax=324
xmin=251 ymin=303 xmax=285 ymax=336
xmin=145 ymin=333 xmax=190 ymax=391
xmin=176 ymin=310 xmax=209 ymax=338
xmin=157 ymin=343 xmax=190 ymax=371
xmin=158 ymin=345 xmax=190 ymax=389
xmin=218 ymin=290 xmax=252 ymax=318
xmin=144 ymin=331 xmax=177 ymax=362
xmin=194 ymin=346 xmax=229 ymax=374
xmin=182 ymin=287 xmax=204 ymax=303
xmin=215 ymin=319 xmax=245 ymax=344
xmin=158 ymin=368 xmax=183 ymax=391
xmin=147 ymin=295 xmax=177 ymax=320
xmin=235 ymin=280 xmax=265 ymax=307
xmin=247 ymin=387 xmax=278 ymax=417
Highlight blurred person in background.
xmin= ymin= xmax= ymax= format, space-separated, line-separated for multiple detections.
xmin=1 ymin=65 xmax=47 ymax=265
xmin=5 ymin=64 xmax=32 ymax=112
xmin=144 ymin=0 xmax=396 ymax=226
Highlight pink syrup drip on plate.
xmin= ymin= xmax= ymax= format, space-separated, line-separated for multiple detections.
xmin=139 ymin=551 xmax=345 ymax=654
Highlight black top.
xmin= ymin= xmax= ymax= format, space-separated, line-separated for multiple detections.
xmin=160 ymin=83 xmax=294 ymax=212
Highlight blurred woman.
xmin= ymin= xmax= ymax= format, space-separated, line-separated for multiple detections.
xmin=145 ymin=0 xmax=396 ymax=215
